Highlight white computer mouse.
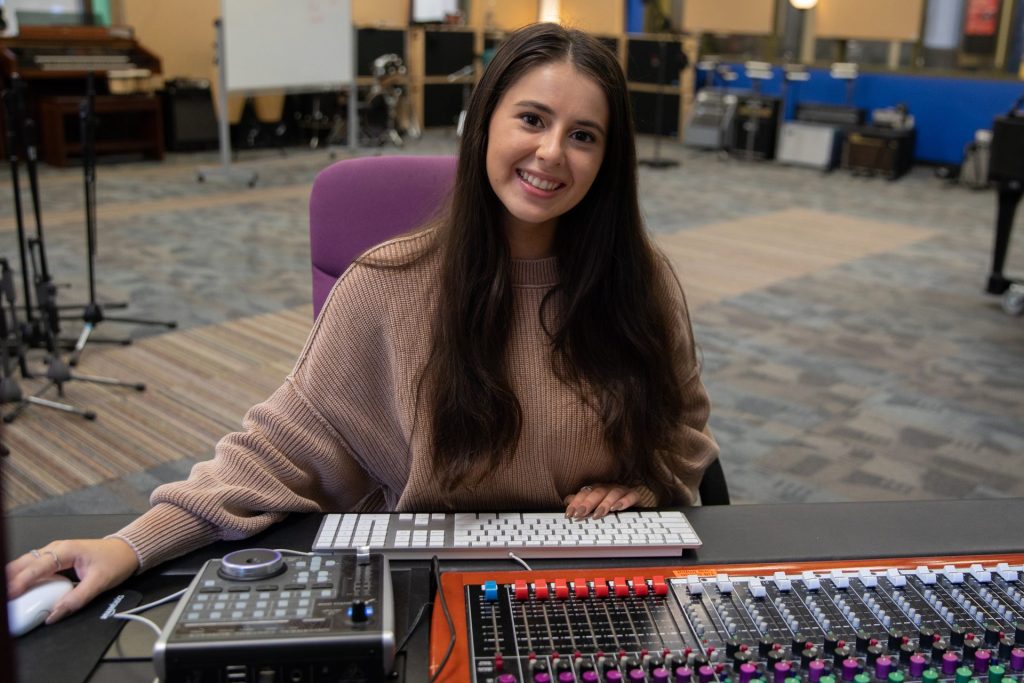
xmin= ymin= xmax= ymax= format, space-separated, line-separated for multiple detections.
xmin=7 ymin=575 xmax=74 ymax=637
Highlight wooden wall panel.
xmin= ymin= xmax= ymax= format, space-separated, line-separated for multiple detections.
xmin=559 ymin=0 xmax=623 ymax=35
xmin=122 ymin=0 xmax=217 ymax=80
xmin=682 ymin=0 xmax=774 ymax=35
xmin=353 ymin=0 xmax=408 ymax=27
xmin=815 ymin=0 xmax=925 ymax=42
xmin=469 ymin=0 xmax=539 ymax=31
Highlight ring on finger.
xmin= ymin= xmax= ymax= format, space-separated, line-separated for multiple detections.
xmin=42 ymin=550 xmax=61 ymax=571
xmin=30 ymin=548 xmax=41 ymax=559
xmin=580 ymin=485 xmax=594 ymax=492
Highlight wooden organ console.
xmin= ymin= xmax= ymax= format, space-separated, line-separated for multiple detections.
xmin=0 ymin=25 xmax=164 ymax=165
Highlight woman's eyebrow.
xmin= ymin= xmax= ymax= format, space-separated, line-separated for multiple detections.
xmin=514 ymin=99 xmax=606 ymax=136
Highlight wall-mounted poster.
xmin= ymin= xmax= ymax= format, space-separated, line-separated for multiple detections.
xmin=965 ymin=0 xmax=1000 ymax=36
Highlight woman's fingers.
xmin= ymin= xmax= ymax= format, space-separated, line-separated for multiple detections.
xmin=6 ymin=538 xmax=139 ymax=623
xmin=563 ymin=484 xmax=642 ymax=520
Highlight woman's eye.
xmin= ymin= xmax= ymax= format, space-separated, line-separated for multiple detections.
xmin=571 ymin=130 xmax=596 ymax=143
xmin=521 ymin=113 xmax=542 ymax=126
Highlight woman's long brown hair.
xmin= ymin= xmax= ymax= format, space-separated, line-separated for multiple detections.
xmin=370 ymin=23 xmax=698 ymax=504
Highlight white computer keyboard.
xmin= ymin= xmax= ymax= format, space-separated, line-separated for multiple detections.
xmin=312 ymin=510 xmax=702 ymax=559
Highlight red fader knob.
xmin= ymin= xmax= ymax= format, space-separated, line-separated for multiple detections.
xmin=554 ymin=579 xmax=569 ymax=600
xmin=634 ymin=576 xmax=649 ymax=596
xmin=594 ymin=578 xmax=609 ymax=598
xmin=514 ymin=580 xmax=529 ymax=601
xmin=613 ymin=576 xmax=629 ymax=598
xmin=534 ymin=579 xmax=549 ymax=600
xmin=652 ymin=575 xmax=669 ymax=596
xmin=574 ymin=578 xmax=589 ymax=598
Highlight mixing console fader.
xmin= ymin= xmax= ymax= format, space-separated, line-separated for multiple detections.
xmin=432 ymin=556 xmax=1024 ymax=683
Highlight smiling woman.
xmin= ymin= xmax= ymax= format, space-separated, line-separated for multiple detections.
xmin=5 ymin=23 xmax=721 ymax=626
xmin=485 ymin=61 xmax=609 ymax=258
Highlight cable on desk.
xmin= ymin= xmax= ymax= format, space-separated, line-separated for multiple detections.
xmin=113 ymin=587 xmax=188 ymax=638
xmin=508 ymin=551 xmax=532 ymax=571
xmin=429 ymin=555 xmax=455 ymax=683
xmin=274 ymin=548 xmax=315 ymax=556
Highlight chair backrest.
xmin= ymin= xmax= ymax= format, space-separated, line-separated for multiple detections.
xmin=307 ymin=153 xmax=728 ymax=505
xmin=309 ymin=155 xmax=457 ymax=318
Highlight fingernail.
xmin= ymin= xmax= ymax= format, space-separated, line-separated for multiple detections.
xmin=594 ymin=506 xmax=608 ymax=519
xmin=45 ymin=608 xmax=62 ymax=625
xmin=610 ymin=503 xmax=622 ymax=512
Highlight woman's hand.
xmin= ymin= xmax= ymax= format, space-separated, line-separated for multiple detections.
xmin=5 ymin=538 xmax=139 ymax=624
xmin=563 ymin=484 xmax=643 ymax=520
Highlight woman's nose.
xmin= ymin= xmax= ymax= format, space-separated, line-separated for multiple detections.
xmin=536 ymin=130 xmax=564 ymax=164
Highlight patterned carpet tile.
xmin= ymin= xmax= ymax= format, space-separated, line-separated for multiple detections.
xmin=4 ymin=306 xmax=312 ymax=509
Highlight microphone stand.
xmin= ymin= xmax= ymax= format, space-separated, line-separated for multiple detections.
xmin=0 ymin=257 xmax=97 ymax=424
xmin=65 ymin=73 xmax=176 ymax=366
xmin=1 ymin=81 xmax=43 ymax=357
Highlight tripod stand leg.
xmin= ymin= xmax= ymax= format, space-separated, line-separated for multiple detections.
xmin=26 ymin=395 xmax=97 ymax=419
xmin=68 ymin=322 xmax=95 ymax=366
xmin=3 ymin=393 xmax=96 ymax=423
xmin=72 ymin=372 xmax=146 ymax=392
xmin=102 ymin=316 xmax=177 ymax=329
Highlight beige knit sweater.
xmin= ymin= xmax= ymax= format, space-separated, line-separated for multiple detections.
xmin=114 ymin=232 xmax=719 ymax=571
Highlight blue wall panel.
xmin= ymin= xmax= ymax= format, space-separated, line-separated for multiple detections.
xmin=699 ymin=66 xmax=1024 ymax=165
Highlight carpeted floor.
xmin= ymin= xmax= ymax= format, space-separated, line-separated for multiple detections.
xmin=2 ymin=130 xmax=1022 ymax=513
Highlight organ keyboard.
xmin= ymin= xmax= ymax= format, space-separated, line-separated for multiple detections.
xmin=0 ymin=25 xmax=161 ymax=84
xmin=0 ymin=24 xmax=164 ymax=164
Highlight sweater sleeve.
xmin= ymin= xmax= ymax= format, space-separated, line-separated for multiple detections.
xmin=112 ymin=264 xmax=390 ymax=572
xmin=112 ymin=379 xmax=375 ymax=571
xmin=654 ymin=256 xmax=721 ymax=507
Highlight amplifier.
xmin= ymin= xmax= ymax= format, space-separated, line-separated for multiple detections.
xmin=795 ymin=103 xmax=865 ymax=127
xmin=989 ymin=110 xmax=1024 ymax=183
xmin=777 ymin=121 xmax=842 ymax=170
xmin=683 ymin=89 xmax=737 ymax=150
xmin=729 ymin=96 xmax=780 ymax=160
xmin=842 ymin=126 xmax=915 ymax=179
xmin=161 ymin=79 xmax=218 ymax=151
xmin=154 ymin=549 xmax=395 ymax=683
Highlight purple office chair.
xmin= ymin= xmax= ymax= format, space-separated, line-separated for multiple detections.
xmin=309 ymin=155 xmax=457 ymax=318
xmin=306 ymin=154 xmax=729 ymax=504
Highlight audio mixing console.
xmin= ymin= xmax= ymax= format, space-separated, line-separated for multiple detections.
xmin=430 ymin=555 xmax=1024 ymax=683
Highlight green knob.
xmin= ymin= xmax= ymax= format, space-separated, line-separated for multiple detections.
xmin=989 ymin=665 xmax=1006 ymax=683
xmin=922 ymin=671 xmax=940 ymax=683
xmin=956 ymin=666 xmax=973 ymax=683
xmin=854 ymin=674 xmax=871 ymax=683
xmin=820 ymin=676 xmax=836 ymax=683
xmin=888 ymin=672 xmax=906 ymax=683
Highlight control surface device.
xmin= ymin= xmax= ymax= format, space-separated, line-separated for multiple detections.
xmin=154 ymin=548 xmax=394 ymax=683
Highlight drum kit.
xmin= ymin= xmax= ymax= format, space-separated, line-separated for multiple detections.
xmin=360 ymin=53 xmax=418 ymax=147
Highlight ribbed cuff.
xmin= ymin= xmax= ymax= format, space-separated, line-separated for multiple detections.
xmin=111 ymin=503 xmax=221 ymax=573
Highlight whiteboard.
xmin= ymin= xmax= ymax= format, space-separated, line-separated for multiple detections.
xmin=222 ymin=0 xmax=353 ymax=93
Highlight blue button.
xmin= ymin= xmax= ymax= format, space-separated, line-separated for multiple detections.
xmin=484 ymin=580 xmax=498 ymax=601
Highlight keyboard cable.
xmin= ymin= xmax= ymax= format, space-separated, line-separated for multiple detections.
xmin=507 ymin=551 xmax=532 ymax=571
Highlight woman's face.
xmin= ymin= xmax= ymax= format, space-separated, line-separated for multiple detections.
xmin=485 ymin=60 xmax=608 ymax=249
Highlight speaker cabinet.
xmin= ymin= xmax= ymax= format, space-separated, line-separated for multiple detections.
xmin=841 ymin=127 xmax=915 ymax=180
xmin=423 ymin=83 xmax=464 ymax=128
xmin=729 ymin=96 xmax=780 ymax=160
xmin=424 ymin=31 xmax=474 ymax=76
xmin=357 ymin=29 xmax=405 ymax=77
xmin=989 ymin=114 xmax=1024 ymax=183
xmin=630 ymin=90 xmax=680 ymax=137
xmin=161 ymin=80 xmax=218 ymax=151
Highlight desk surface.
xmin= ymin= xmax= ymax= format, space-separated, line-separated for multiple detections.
xmin=8 ymin=498 xmax=1024 ymax=682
